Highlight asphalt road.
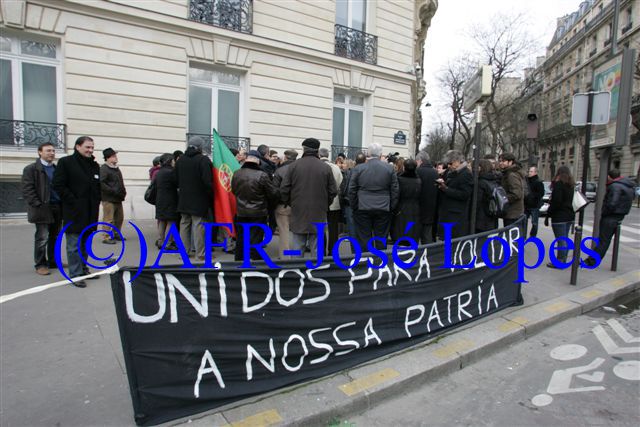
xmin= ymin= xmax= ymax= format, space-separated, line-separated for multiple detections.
xmin=0 ymin=209 xmax=638 ymax=426
xmin=351 ymin=291 xmax=640 ymax=427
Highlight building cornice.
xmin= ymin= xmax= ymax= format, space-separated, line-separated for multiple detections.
xmin=22 ymin=0 xmax=416 ymax=85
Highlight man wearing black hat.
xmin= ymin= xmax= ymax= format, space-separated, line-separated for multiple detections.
xmin=53 ymin=136 xmax=101 ymax=287
xmin=175 ymin=136 xmax=214 ymax=261
xmin=100 ymin=148 xmax=127 ymax=244
xmin=280 ymin=138 xmax=338 ymax=257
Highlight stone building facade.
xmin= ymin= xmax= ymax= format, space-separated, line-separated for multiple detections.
xmin=535 ymin=0 xmax=639 ymax=181
xmin=0 ymin=0 xmax=438 ymax=218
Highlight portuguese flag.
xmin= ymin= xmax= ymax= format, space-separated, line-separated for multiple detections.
xmin=211 ymin=129 xmax=241 ymax=236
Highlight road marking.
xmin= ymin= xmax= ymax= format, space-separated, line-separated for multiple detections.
xmin=508 ymin=316 xmax=530 ymax=326
xmin=580 ymin=289 xmax=603 ymax=299
xmin=593 ymin=325 xmax=640 ymax=355
xmin=339 ymin=368 xmax=400 ymax=396
xmin=0 ymin=265 xmax=119 ymax=304
xmin=582 ymin=224 xmax=636 ymax=243
xmin=607 ymin=319 xmax=640 ymax=343
xmin=498 ymin=320 xmax=522 ymax=332
xmin=613 ymin=361 xmax=640 ymax=381
xmin=432 ymin=339 xmax=474 ymax=358
xmin=223 ymin=409 xmax=282 ymax=427
xmin=550 ymin=344 xmax=587 ymax=361
xmin=544 ymin=301 xmax=571 ymax=313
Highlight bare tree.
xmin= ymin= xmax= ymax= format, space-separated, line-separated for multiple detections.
xmin=424 ymin=124 xmax=452 ymax=163
xmin=437 ymin=58 xmax=474 ymax=154
xmin=468 ymin=13 xmax=539 ymax=155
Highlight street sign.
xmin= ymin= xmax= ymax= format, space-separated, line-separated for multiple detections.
xmin=393 ymin=131 xmax=406 ymax=145
xmin=571 ymin=92 xmax=611 ymax=126
xmin=463 ymin=65 xmax=492 ymax=112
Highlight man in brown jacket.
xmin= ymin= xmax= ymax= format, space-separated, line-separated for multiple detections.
xmin=498 ymin=152 xmax=525 ymax=227
xmin=100 ymin=148 xmax=127 ymax=244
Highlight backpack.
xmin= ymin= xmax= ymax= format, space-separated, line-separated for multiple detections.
xmin=486 ymin=181 xmax=510 ymax=218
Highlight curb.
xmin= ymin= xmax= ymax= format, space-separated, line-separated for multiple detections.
xmin=178 ymin=270 xmax=640 ymax=427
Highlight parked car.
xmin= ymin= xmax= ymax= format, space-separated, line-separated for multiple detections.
xmin=540 ymin=181 xmax=552 ymax=217
xmin=576 ymin=181 xmax=597 ymax=201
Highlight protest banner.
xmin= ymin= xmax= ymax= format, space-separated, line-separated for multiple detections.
xmin=111 ymin=222 xmax=524 ymax=425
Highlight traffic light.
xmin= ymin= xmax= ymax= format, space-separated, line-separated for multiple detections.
xmin=527 ymin=113 xmax=538 ymax=139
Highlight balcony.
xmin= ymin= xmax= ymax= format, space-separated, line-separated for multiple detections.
xmin=603 ymin=38 xmax=611 ymax=47
xmin=0 ymin=119 xmax=66 ymax=150
xmin=334 ymin=24 xmax=377 ymax=65
xmin=188 ymin=0 xmax=253 ymax=34
xmin=186 ymin=133 xmax=250 ymax=157
xmin=621 ymin=22 xmax=633 ymax=34
xmin=331 ymin=145 xmax=367 ymax=160
xmin=589 ymin=48 xmax=597 ymax=57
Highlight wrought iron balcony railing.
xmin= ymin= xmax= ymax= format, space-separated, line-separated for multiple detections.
xmin=188 ymin=0 xmax=252 ymax=34
xmin=589 ymin=48 xmax=597 ymax=57
xmin=0 ymin=119 xmax=66 ymax=149
xmin=186 ymin=133 xmax=250 ymax=157
xmin=334 ymin=24 xmax=377 ymax=65
xmin=331 ymin=145 xmax=367 ymax=160
xmin=621 ymin=22 xmax=633 ymax=34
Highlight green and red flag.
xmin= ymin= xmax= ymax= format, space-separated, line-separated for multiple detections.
xmin=211 ymin=129 xmax=241 ymax=236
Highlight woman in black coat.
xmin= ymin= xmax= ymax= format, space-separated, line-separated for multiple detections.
xmin=475 ymin=159 xmax=499 ymax=233
xmin=391 ymin=159 xmax=422 ymax=243
xmin=546 ymin=165 xmax=575 ymax=267
xmin=154 ymin=153 xmax=179 ymax=249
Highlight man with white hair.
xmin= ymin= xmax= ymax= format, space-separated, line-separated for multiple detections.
xmin=348 ymin=143 xmax=399 ymax=250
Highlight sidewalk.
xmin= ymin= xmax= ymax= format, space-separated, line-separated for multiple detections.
xmin=0 ymin=219 xmax=638 ymax=427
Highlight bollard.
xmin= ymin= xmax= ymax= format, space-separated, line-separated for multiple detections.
xmin=570 ymin=225 xmax=582 ymax=285
xmin=611 ymin=221 xmax=621 ymax=271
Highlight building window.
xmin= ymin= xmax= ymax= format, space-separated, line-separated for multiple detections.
xmin=622 ymin=7 xmax=633 ymax=34
xmin=332 ymin=92 xmax=365 ymax=157
xmin=336 ymin=0 xmax=366 ymax=32
xmin=188 ymin=0 xmax=253 ymax=34
xmin=334 ymin=0 xmax=377 ymax=65
xmin=0 ymin=33 xmax=64 ymax=149
xmin=188 ymin=66 xmax=247 ymax=153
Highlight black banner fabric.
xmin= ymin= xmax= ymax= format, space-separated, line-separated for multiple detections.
xmin=111 ymin=223 xmax=524 ymax=426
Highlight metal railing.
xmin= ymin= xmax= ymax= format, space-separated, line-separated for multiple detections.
xmin=621 ymin=22 xmax=633 ymax=34
xmin=331 ymin=145 xmax=367 ymax=160
xmin=188 ymin=0 xmax=252 ymax=34
xmin=0 ymin=119 xmax=66 ymax=149
xmin=186 ymin=133 xmax=250 ymax=157
xmin=334 ymin=24 xmax=377 ymax=65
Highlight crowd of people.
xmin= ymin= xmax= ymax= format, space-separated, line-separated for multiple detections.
xmin=20 ymin=135 xmax=637 ymax=287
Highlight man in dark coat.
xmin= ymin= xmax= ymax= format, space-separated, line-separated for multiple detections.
xmin=175 ymin=136 xmax=213 ymax=261
xmin=584 ymin=169 xmax=636 ymax=267
xmin=52 ymin=136 xmax=101 ymax=287
xmin=154 ymin=153 xmax=179 ymax=250
xmin=525 ymin=166 xmax=545 ymax=237
xmin=100 ymin=147 xmax=126 ymax=244
xmin=231 ymin=151 xmax=279 ymax=261
xmin=280 ymin=138 xmax=338 ymax=257
xmin=257 ymin=144 xmax=276 ymax=178
xmin=436 ymin=150 xmax=473 ymax=238
xmin=348 ymin=143 xmax=399 ymax=250
xmin=21 ymin=142 xmax=63 ymax=275
xmin=415 ymin=151 xmax=439 ymax=243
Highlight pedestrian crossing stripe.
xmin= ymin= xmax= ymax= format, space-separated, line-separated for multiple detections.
xmin=581 ymin=224 xmax=636 ymax=243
